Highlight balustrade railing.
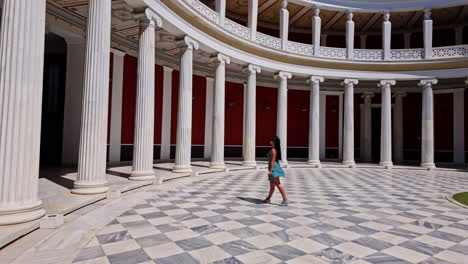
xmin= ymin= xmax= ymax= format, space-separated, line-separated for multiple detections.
xmin=185 ymin=0 xmax=468 ymax=63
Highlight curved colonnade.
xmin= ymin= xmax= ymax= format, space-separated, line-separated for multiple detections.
xmin=0 ymin=0 xmax=467 ymax=226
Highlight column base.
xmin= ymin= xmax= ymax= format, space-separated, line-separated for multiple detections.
xmin=242 ymin=160 xmax=256 ymax=167
xmin=172 ymin=165 xmax=192 ymax=173
xmin=209 ymin=162 xmax=226 ymax=169
xmin=342 ymin=160 xmax=356 ymax=168
xmin=0 ymin=201 xmax=45 ymax=226
xmin=129 ymin=170 xmax=156 ymax=181
xmin=379 ymin=161 xmax=393 ymax=169
xmin=71 ymin=181 xmax=109 ymax=195
xmin=307 ymin=160 xmax=321 ymax=168
xmin=421 ymin=162 xmax=436 ymax=170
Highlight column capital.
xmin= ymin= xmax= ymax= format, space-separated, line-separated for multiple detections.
xmin=134 ymin=8 xmax=162 ymax=27
xmin=177 ymin=36 xmax=199 ymax=50
xmin=424 ymin=9 xmax=432 ymax=20
xmin=308 ymin=76 xmax=324 ymax=84
xmin=111 ymin=48 xmax=126 ymax=57
xmin=275 ymin=71 xmax=292 ymax=80
xmin=163 ymin=66 xmax=174 ymax=73
xmin=383 ymin=11 xmax=390 ymax=22
xmin=419 ymin=79 xmax=437 ymax=88
xmin=244 ymin=64 xmax=261 ymax=74
xmin=342 ymin=78 xmax=358 ymax=86
xmin=211 ymin=53 xmax=231 ymax=64
xmin=346 ymin=10 xmax=353 ymax=21
xmin=313 ymin=7 xmax=320 ymax=17
xmin=379 ymin=80 xmax=396 ymax=87
xmin=281 ymin=0 xmax=288 ymax=9
xmin=361 ymin=92 xmax=375 ymax=99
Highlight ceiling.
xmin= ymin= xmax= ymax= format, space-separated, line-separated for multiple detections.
xmin=201 ymin=0 xmax=468 ymax=33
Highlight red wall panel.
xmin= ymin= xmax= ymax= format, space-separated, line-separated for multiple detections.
xmin=256 ymin=86 xmax=277 ymax=146
xmin=287 ymin=89 xmax=309 ymax=147
xmin=121 ymin=55 xmax=137 ymax=144
xmin=225 ymin=82 xmax=244 ymax=145
xmin=434 ymin=93 xmax=453 ymax=150
xmin=169 ymin=71 xmax=206 ymax=145
xmin=326 ymin=96 xmax=340 ymax=148
xmin=466 ymin=90 xmax=468 ymax=151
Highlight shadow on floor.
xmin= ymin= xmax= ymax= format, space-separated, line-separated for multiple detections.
xmin=106 ymin=169 xmax=130 ymax=179
xmin=237 ymin=197 xmax=264 ymax=204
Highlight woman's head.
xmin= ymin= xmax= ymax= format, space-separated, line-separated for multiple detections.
xmin=270 ymin=136 xmax=282 ymax=161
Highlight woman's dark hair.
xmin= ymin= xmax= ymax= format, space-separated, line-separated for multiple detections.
xmin=272 ymin=136 xmax=282 ymax=161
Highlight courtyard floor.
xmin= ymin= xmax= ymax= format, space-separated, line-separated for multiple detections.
xmin=7 ymin=166 xmax=468 ymax=264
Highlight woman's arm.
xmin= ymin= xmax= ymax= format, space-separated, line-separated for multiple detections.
xmin=269 ymin=149 xmax=276 ymax=175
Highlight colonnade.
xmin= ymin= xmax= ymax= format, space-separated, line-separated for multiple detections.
xmin=0 ymin=0 xmax=466 ymax=226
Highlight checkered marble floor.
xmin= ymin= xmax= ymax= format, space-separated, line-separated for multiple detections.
xmin=73 ymin=168 xmax=468 ymax=264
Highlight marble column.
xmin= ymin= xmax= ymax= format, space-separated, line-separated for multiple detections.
xmin=379 ymin=80 xmax=396 ymax=168
xmin=73 ymin=0 xmax=112 ymax=194
xmin=62 ymin=35 xmax=85 ymax=166
xmin=248 ymin=0 xmax=258 ymax=41
xmin=204 ymin=77 xmax=214 ymax=159
xmin=160 ymin=67 xmax=174 ymax=160
xmin=109 ymin=49 xmax=125 ymax=163
xmin=404 ymin=32 xmax=411 ymax=49
xmin=131 ymin=10 xmax=161 ymax=181
xmin=243 ymin=64 xmax=261 ymax=166
xmin=346 ymin=11 xmax=354 ymax=59
xmin=360 ymin=35 xmax=367 ymax=49
xmin=393 ymin=92 xmax=406 ymax=164
xmin=210 ymin=54 xmax=231 ymax=169
xmin=312 ymin=8 xmax=321 ymax=55
xmin=423 ymin=9 xmax=433 ymax=59
xmin=308 ymin=76 xmax=324 ymax=167
xmin=275 ymin=71 xmax=292 ymax=166
xmin=419 ymin=79 xmax=437 ymax=169
xmin=361 ymin=93 xmax=374 ymax=163
xmin=382 ymin=12 xmax=391 ymax=60
xmin=215 ymin=0 xmax=226 ymax=26
xmin=453 ymin=89 xmax=465 ymax=164
xmin=173 ymin=37 xmax=199 ymax=173
xmin=342 ymin=79 xmax=358 ymax=167
xmin=0 ymin=0 xmax=47 ymax=225
xmin=280 ymin=0 xmax=289 ymax=50
xmin=455 ymin=26 xmax=463 ymax=45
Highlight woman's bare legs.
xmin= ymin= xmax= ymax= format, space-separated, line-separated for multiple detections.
xmin=266 ymin=181 xmax=275 ymax=200
xmin=273 ymin=178 xmax=288 ymax=201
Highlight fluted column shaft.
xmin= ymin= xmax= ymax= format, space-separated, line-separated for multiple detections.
xmin=346 ymin=12 xmax=354 ymax=59
xmin=382 ymin=12 xmax=391 ymax=60
xmin=210 ymin=54 xmax=231 ymax=169
xmin=243 ymin=65 xmax=261 ymax=166
xmin=276 ymin=72 xmax=292 ymax=166
xmin=308 ymin=76 xmax=324 ymax=167
xmin=280 ymin=1 xmax=289 ymax=50
xmin=73 ymin=0 xmax=112 ymax=194
xmin=420 ymin=79 xmax=437 ymax=169
xmin=380 ymin=80 xmax=395 ymax=168
xmin=131 ymin=11 xmax=161 ymax=181
xmin=393 ymin=92 xmax=406 ymax=164
xmin=453 ymin=89 xmax=465 ymax=164
xmin=0 ymin=0 xmax=46 ymax=225
xmin=361 ymin=93 xmax=374 ymax=163
xmin=312 ymin=8 xmax=321 ymax=55
xmin=174 ymin=37 xmax=199 ymax=173
xmin=342 ymin=79 xmax=358 ymax=167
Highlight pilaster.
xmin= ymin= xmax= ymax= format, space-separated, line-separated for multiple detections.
xmin=248 ymin=0 xmax=258 ymax=41
xmin=160 ymin=66 xmax=174 ymax=160
xmin=423 ymin=9 xmax=433 ymax=59
xmin=382 ymin=12 xmax=391 ymax=60
xmin=393 ymin=91 xmax=407 ymax=164
xmin=361 ymin=92 xmax=374 ymax=163
xmin=109 ymin=49 xmax=125 ymax=164
xmin=346 ymin=11 xmax=354 ymax=59
xmin=280 ymin=1 xmax=289 ymax=50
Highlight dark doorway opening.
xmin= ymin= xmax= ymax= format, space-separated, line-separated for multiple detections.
xmin=371 ymin=107 xmax=381 ymax=163
xmin=40 ymin=34 xmax=67 ymax=166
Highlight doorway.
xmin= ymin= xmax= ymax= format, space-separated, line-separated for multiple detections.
xmin=371 ymin=107 xmax=381 ymax=163
xmin=40 ymin=33 xmax=67 ymax=166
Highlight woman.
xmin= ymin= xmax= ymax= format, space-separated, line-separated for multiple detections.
xmin=263 ymin=136 xmax=288 ymax=206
